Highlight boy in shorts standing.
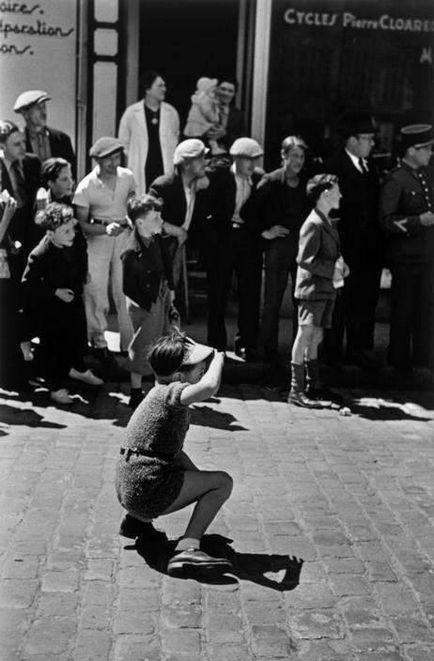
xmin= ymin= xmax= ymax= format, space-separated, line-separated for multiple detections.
xmin=288 ymin=174 xmax=348 ymax=408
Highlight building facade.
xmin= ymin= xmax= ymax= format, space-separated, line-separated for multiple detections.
xmin=1 ymin=0 xmax=433 ymax=178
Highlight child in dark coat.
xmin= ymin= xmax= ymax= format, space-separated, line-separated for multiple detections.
xmin=122 ymin=194 xmax=178 ymax=410
xmin=21 ymin=202 xmax=102 ymax=405
xmin=116 ymin=329 xmax=233 ymax=575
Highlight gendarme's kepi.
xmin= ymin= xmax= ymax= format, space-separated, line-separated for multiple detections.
xmin=400 ymin=124 xmax=434 ymax=151
xmin=14 ymin=90 xmax=51 ymax=113
xmin=229 ymin=137 xmax=263 ymax=159
xmin=89 ymin=136 xmax=124 ymax=159
xmin=173 ymin=139 xmax=209 ymax=165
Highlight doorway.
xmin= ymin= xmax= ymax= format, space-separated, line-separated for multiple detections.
xmin=139 ymin=0 xmax=242 ymax=128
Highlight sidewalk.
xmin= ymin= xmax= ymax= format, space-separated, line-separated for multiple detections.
xmin=1 ymin=316 xmax=434 ymax=660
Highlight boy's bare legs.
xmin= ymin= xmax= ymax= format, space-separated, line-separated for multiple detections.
xmin=161 ymin=469 xmax=233 ymax=540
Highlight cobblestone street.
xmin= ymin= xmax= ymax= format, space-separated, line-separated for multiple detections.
xmin=1 ymin=367 xmax=434 ymax=661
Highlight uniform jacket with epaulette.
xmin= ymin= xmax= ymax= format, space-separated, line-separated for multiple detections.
xmin=379 ymin=162 xmax=434 ymax=263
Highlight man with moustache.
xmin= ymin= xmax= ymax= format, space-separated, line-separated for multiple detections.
xmin=380 ymin=124 xmax=434 ymax=373
xmin=14 ymin=90 xmax=75 ymax=173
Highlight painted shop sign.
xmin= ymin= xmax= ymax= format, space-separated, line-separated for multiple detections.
xmin=0 ymin=1 xmax=74 ymax=55
xmin=283 ymin=8 xmax=434 ymax=32
xmin=0 ymin=0 xmax=77 ymax=144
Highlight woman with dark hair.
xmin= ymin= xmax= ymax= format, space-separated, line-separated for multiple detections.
xmin=118 ymin=71 xmax=180 ymax=195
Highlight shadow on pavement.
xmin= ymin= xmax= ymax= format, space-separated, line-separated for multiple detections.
xmin=0 ymin=404 xmax=67 ymax=431
xmin=190 ymin=405 xmax=248 ymax=431
xmin=349 ymin=400 xmax=433 ymax=422
xmin=128 ymin=533 xmax=303 ymax=590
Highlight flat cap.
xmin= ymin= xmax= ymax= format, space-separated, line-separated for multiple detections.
xmin=230 ymin=137 xmax=263 ymax=158
xmin=173 ymin=139 xmax=209 ymax=165
xmin=14 ymin=90 xmax=51 ymax=112
xmin=400 ymin=124 xmax=434 ymax=151
xmin=89 ymin=136 xmax=124 ymax=159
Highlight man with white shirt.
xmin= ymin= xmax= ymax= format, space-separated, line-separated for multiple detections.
xmin=73 ymin=137 xmax=136 ymax=374
xmin=324 ymin=111 xmax=383 ymax=369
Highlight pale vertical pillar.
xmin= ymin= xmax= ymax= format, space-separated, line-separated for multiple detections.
xmin=251 ymin=0 xmax=272 ymax=145
xmin=125 ymin=0 xmax=140 ymax=106
xmin=76 ymin=0 xmax=89 ymax=181
xmin=235 ymin=0 xmax=247 ymax=106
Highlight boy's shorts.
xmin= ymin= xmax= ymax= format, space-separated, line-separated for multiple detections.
xmin=298 ymin=298 xmax=336 ymax=328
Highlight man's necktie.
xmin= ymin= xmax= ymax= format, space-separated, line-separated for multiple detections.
xmin=11 ymin=161 xmax=28 ymax=208
xmin=358 ymin=158 xmax=368 ymax=174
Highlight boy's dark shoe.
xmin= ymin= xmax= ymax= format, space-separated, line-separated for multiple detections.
xmin=305 ymin=386 xmax=333 ymax=408
xmin=167 ymin=548 xmax=233 ymax=574
xmin=264 ymin=348 xmax=282 ymax=368
xmin=119 ymin=514 xmax=166 ymax=543
xmin=345 ymin=351 xmax=378 ymax=371
xmin=93 ymin=347 xmax=128 ymax=381
xmin=287 ymin=390 xmax=323 ymax=408
xmin=128 ymin=388 xmax=144 ymax=410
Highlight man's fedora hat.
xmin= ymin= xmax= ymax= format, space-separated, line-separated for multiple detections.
xmin=338 ymin=111 xmax=376 ymax=138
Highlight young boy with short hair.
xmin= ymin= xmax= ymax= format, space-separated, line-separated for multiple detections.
xmin=21 ymin=202 xmax=102 ymax=405
xmin=116 ymin=329 xmax=233 ymax=575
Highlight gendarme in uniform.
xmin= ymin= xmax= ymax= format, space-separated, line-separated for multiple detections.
xmin=379 ymin=124 xmax=434 ymax=372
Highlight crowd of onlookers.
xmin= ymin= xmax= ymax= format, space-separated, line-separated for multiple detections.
xmin=1 ymin=72 xmax=434 ymax=410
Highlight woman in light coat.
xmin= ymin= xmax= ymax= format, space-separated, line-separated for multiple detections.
xmin=118 ymin=71 xmax=180 ymax=195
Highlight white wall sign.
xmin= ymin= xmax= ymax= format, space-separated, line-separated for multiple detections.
xmin=0 ymin=0 xmax=78 ymax=146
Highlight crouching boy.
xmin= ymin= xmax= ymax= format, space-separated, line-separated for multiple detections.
xmin=116 ymin=330 xmax=233 ymax=575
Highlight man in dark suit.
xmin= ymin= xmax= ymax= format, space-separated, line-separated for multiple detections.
xmin=0 ymin=120 xmax=41 ymax=388
xmin=0 ymin=120 xmax=41 ymax=278
xmin=149 ymin=138 xmax=210 ymax=288
xmin=324 ymin=111 xmax=383 ymax=369
xmin=198 ymin=137 xmax=264 ymax=355
xmin=13 ymin=90 xmax=76 ymax=174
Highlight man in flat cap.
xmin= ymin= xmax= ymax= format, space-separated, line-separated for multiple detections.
xmin=14 ymin=90 xmax=75 ymax=173
xmin=199 ymin=137 xmax=265 ymax=355
xmin=324 ymin=110 xmax=383 ymax=371
xmin=73 ymin=137 xmax=136 ymax=376
xmin=149 ymin=138 xmax=210 ymax=291
xmin=380 ymin=124 xmax=434 ymax=374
